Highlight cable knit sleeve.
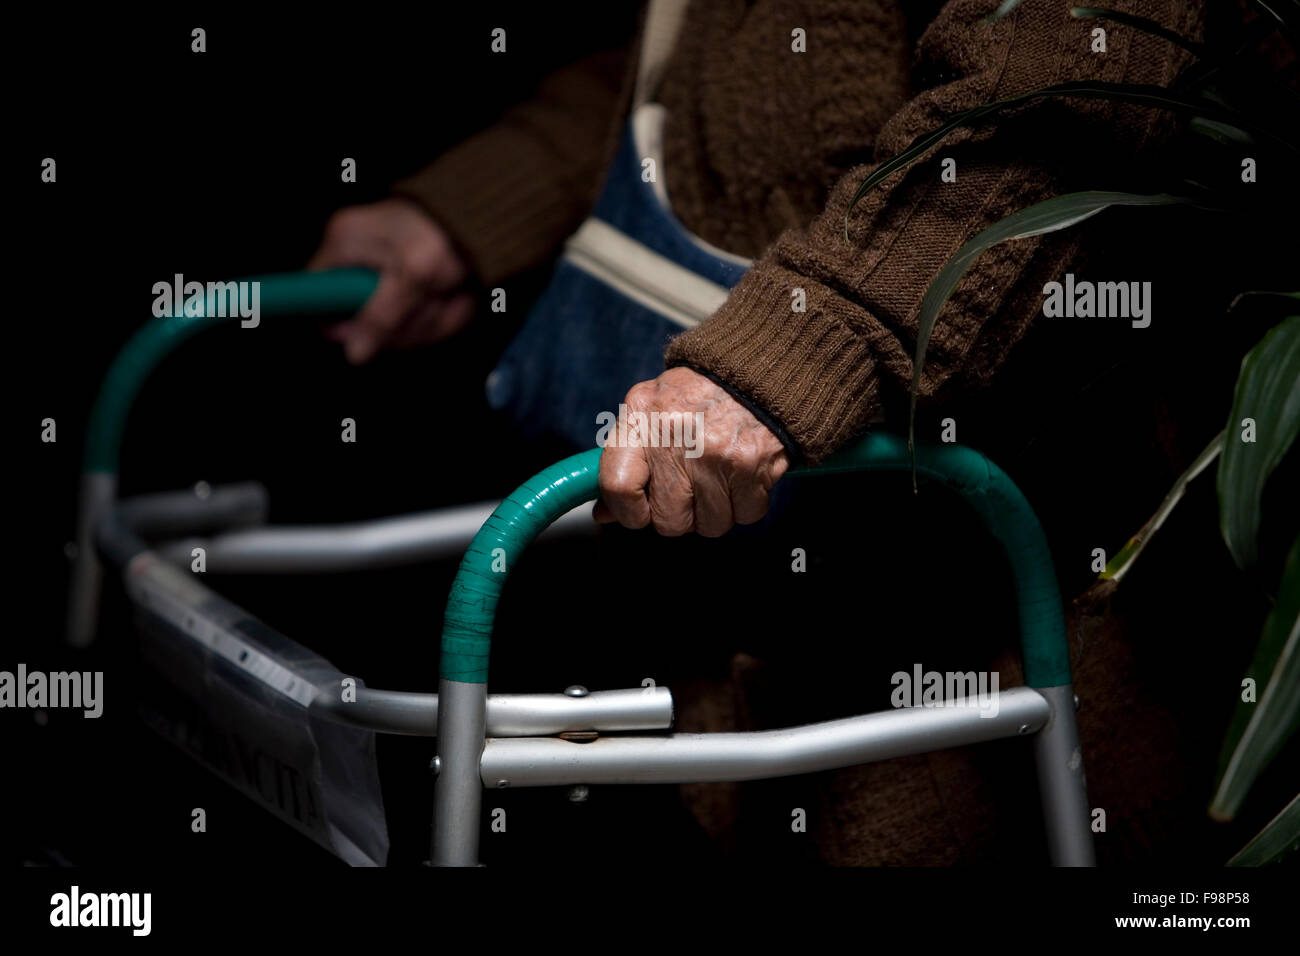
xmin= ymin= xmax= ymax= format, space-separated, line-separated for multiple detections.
xmin=392 ymin=44 xmax=633 ymax=288
xmin=664 ymin=0 xmax=1205 ymax=463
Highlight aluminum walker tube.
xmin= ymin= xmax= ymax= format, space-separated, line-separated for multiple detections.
xmin=96 ymin=485 xmax=677 ymax=742
xmin=150 ymin=499 xmax=598 ymax=573
xmin=67 ymin=268 xmax=380 ymax=647
xmin=433 ymin=433 xmax=1094 ymax=866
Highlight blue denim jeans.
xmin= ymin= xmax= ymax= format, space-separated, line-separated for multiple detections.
xmin=486 ymin=120 xmax=749 ymax=452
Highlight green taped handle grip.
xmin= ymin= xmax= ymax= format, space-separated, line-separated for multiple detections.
xmin=441 ymin=434 xmax=1073 ymax=689
xmin=83 ymin=268 xmax=379 ymax=474
xmin=69 ymin=269 xmax=379 ymax=648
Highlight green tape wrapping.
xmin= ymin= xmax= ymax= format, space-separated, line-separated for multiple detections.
xmin=802 ymin=434 xmax=1072 ymax=688
xmin=440 ymin=451 xmax=602 ymax=682
xmin=83 ymin=269 xmax=379 ymax=474
xmin=440 ymin=432 xmax=1072 ymax=688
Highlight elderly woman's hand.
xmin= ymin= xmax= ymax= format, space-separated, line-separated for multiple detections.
xmin=308 ymin=198 xmax=475 ymax=364
xmin=595 ymin=367 xmax=790 ymax=537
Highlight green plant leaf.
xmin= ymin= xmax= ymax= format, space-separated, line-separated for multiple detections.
xmin=842 ymin=81 xmax=1290 ymax=240
xmin=1229 ymin=291 xmax=1300 ymax=313
xmin=1177 ymin=14 xmax=1300 ymax=106
xmin=981 ymin=0 xmax=1024 ymax=26
xmin=977 ymin=4 xmax=1294 ymax=91
xmin=1070 ymin=8 xmax=1208 ymax=59
xmin=905 ymin=192 xmax=1193 ymax=467
xmin=1210 ymin=533 xmax=1300 ymax=821
xmin=1101 ymin=430 xmax=1225 ymax=583
xmin=1228 ymin=792 xmax=1300 ymax=865
xmin=1217 ymin=316 xmax=1300 ymax=569
xmin=1188 ymin=116 xmax=1256 ymax=147
xmin=1250 ymin=0 xmax=1300 ymax=41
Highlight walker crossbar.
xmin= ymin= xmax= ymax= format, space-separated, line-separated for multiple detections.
xmin=98 ymin=485 xmax=663 ymax=741
xmin=433 ymin=436 xmax=1093 ymax=867
xmin=478 ymin=686 xmax=1053 ymax=785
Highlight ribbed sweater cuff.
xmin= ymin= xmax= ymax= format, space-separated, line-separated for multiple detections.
xmin=664 ymin=264 xmax=883 ymax=464
xmin=392 ymin=134 xmax=586 ymax=289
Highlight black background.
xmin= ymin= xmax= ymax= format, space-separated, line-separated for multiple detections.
xmin=6 ymin=0 xmax=1298 ymax=890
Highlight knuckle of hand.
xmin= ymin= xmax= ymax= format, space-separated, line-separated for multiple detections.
xmin=625 ymin=382 xmax=655 ymax=409
xmin=737 ymin=446 xmax=766 ymax=476
xmin=323 ymin=212 xmax=353 ymax=244
xmin=709 ymin=440 xmax=748 ymax=476
xmin=398 ymin=245 xmax=440 ymax=284
xmin=654 ymin=518 xmax=688 ymax=537
xmin=604 ymin=465 xmax=641 ymax=501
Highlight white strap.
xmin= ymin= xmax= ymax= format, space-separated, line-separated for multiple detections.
xmin=562 ymin=218 xmax=731 ymax=329
xmin=634 ymin=0 xmax=690 ymax=108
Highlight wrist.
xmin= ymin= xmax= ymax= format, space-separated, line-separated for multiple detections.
xmin=668 ymin=361 xmax=804 ymax=467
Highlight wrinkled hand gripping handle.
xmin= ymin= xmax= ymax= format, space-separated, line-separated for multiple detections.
xmin=84 ymin=269 xmax=381 ymax=473
xmin=440 ymin=434 xmax=1072 ymax=690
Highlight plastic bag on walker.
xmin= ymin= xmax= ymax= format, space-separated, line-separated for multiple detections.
xmin=126 ymin=553 xmax=390 ymax=866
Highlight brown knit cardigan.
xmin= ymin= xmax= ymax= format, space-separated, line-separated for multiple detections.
xmin=395 ymin=0 xmax=1204 ymax=464
xmin=390 ymin=1 xmax=1251 ymax=866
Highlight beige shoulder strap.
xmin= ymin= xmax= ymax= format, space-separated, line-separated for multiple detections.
xmin=634 ymin=0 xmax=690 ymax=108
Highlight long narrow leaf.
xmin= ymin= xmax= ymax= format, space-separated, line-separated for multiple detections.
xmin=1229 ymin=291 xmax=1300 ymax=312
xmin=1250 ymin=0 xmax=1300 ymax=41
xmin=1178 ymin=15 xmax=1300 ymax=104
xmin=1188 ymin=116 xmax=1257 ymax=147
xmin=977 ymin=4 xmax=1293 ymax=97
xmin=1102 ymin=431 xmax=1225 ymax=583
xmin=1070 ymin=7 xmax=1208 ymax=59
xmin=981 ymin=0 xmax=1024 ymax=25
xmin=1217 ymin=316 xmax=1300 ymax=569
xmin=905 ymin=192 xmax=1192 ymax=466
xmin=843 ymin=82 xmax=1289 ymax=239
xmin=1210 ymin=533 xmax=1300 ymax=821
xmin=1227 ymin=792 xmax=1300 ymax=865
xmin=1236 ymin=8 xmax=1291 ymax=54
